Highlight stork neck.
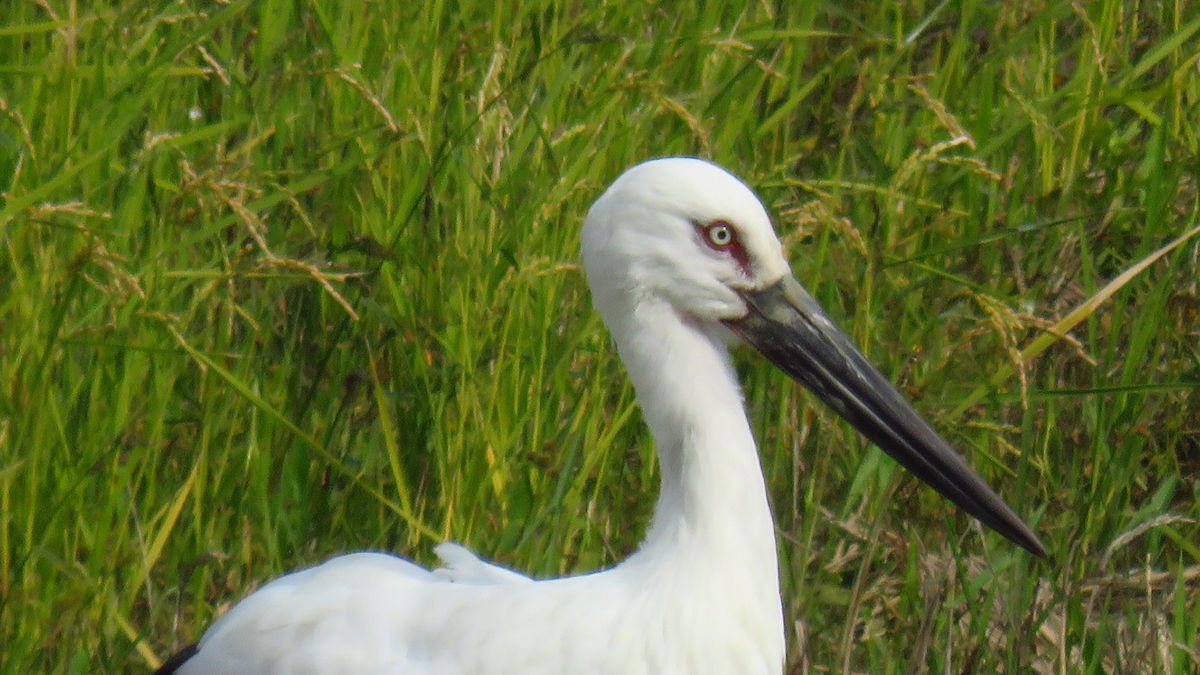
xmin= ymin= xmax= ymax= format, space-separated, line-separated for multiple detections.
xmin=607 ymin=301 xmax=778 ymax=572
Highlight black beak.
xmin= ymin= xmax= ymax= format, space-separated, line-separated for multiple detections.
xmin=725 ymin=276 xmax=1047 ymax=557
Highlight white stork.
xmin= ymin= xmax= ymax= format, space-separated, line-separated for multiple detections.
xmin=157 ymin=157 xmax=1044 ymax=674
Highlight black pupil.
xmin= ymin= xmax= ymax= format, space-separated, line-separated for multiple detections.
xmin=712 ymin=226 xmax=729 ymax=244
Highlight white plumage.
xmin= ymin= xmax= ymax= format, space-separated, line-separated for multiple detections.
xmin=161 ymin=158 xmax=1043 ymax=674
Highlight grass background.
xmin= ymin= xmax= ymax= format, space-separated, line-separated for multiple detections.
xmin=2 ymin=1 xmax=1198 ymax=672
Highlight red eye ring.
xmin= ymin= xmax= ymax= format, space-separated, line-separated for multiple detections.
xmin=704 ymin=221 xmax=736 ymax=248
xmin=695 ymin=219 xmax=751 ymax=275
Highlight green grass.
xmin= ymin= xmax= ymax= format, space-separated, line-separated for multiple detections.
xmin=2 ymin=1 xmax=1198 ymax=672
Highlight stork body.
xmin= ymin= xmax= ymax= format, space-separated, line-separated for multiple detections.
xmin=162 ymin=158 xmax=1043 ymax=674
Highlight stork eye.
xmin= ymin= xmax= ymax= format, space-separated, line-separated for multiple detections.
xmin=705 ymin=222 xmax=735 ymax=248
xmin=695 ymin=219 xmax=751 ymax=275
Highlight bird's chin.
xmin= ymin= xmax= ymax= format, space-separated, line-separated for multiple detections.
xmin=678 ymin=307 xmax=744 ymax=346
xmin=686 ymin=298 xmax=752 ymax=346
xmin=710 ymin=322 xmax=743 ymax=346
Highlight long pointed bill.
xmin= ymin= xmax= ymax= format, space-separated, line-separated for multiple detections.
xmin=726 ymin=276 xmax=1047 ymax=557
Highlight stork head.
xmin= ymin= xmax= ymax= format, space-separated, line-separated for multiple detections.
xmin=581 ymin=157 xmax=1047 ymax=558
xmin=581 ymin=157 xmax=791 ymax=329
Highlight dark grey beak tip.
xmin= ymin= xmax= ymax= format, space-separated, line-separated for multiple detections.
xmin=1029 ymin=538 xmax=1049 ymax=559
xmin=1014 ymin=516 xmax=1049 ymax=559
